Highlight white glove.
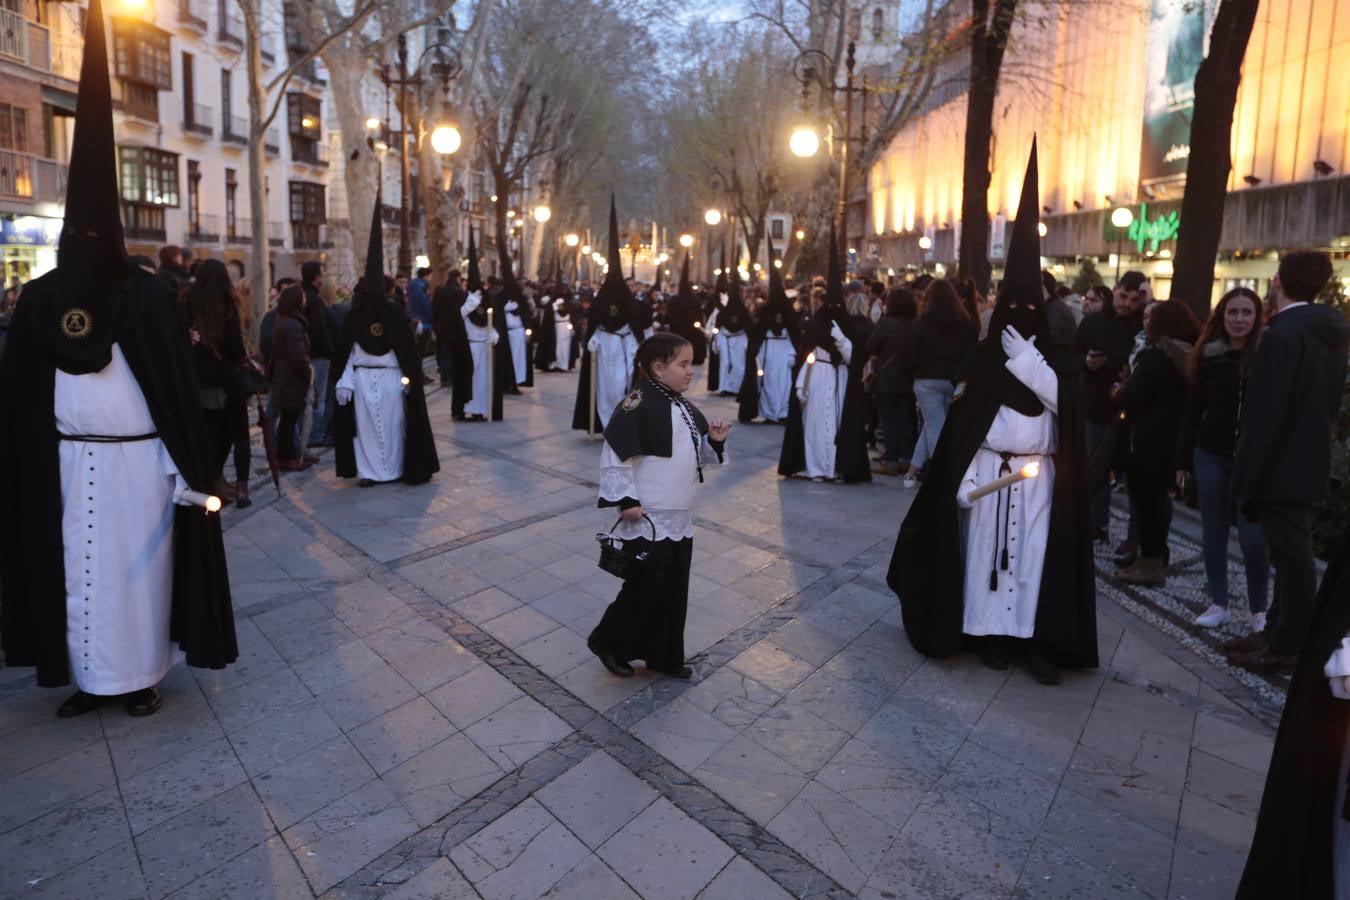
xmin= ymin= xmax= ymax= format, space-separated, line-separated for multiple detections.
xmin=554 ymin=299 xmax=565 ymax=311
xmin=956 ymin=487 xmax=975 ymax=509
xmin=830 ymin=322 xmax=845 ymax=344
xmin=465 ymin=290 xmax=482 ymax=308
xmin=719 ymin=294 xmax=729 ymax=307
xmin=1001 ymin=326 xmax=1034 ymax=360
xmin=490 ymin=330 xmax=500 ymax=346
xmin=1333 ymin=675 xmax=1350 ymax=700
xmin=336 ymin=387 xmax=353 ymax=406
xmin=505 ymin=300 xmax=519 ymax=312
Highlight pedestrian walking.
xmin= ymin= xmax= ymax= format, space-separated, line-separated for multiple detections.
xmin=184 ymin=259 xmax=249 ymax=495
xmin=1176 ymin=288 xmax=1269 ymax=629
xmin=300 ymin=260 xmax=334 ymax=449
xmin=588 ymin=332 xmax=731 ymax=679
xmin=267 ymin=285 xmax=313 ymax=472
xmin=1228 ymin=251 xmax=1349 ymax=672
xmin=866 ymin=286 xmax=918 ymax=475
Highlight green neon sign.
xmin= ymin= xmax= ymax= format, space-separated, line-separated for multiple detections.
xmin=1103 ymin=203 xmax=1180 ymax=253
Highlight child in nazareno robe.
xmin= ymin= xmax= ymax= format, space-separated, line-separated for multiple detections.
xmin=588 ymin=333 xmax=732 ymax=679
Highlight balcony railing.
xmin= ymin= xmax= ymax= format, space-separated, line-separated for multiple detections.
xmin=218 ymin=0 xmax=244 ymax=47
xmin=1 ymin=9 xmax=53 ymax=71
xmin=0 ymin=150 xmax=34 ymax=199
xmin=34 ymin=158 xmax=68 ymax=202
xmin=292 ymin=139 xmax=328 ymax=167
xmin=189 ymin=213 xmax=221 ymax=243
xmin=177 ymin=0 xmax=208 ymax=31
xmin=268 ymin=220 xmax=284 ymax=247
xmin=227 ymin=216 xmax=251 ymax=243
xmin=293 ymin=222 xmax=320 ymax=250
xmin=184 ymin=102 xmax=214 ymax=137
xmin=223 ymin=113 xmax=248 ymax=145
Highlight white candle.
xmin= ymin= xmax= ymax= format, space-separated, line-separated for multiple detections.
xmin=966 ymin=462 xmax=1040 ymax=502
xmin=180 ymin=490 xmax=222 ymax=513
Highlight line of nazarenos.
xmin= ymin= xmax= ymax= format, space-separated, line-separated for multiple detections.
xmin=460 ymin=227 xmax=505 ymax=421
xmin=737 ymin=235 xmax=799 ymax=425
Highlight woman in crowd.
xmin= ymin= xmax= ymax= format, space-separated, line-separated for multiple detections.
xmin=589 ymin=333 xmax=731 ymax=680
xmin=1177 ymin=288 xmax=1269 ymax=628
xmin=865 ymin=287 xmax=918 ymax=475
xmin=267 ymin=285 xmax=313 ymax=471
xmin=898 ymin=278 xmax=979 ymax=488
xmin=1113 ymin=301 xmax=1201 ymax=586
xmin=184 ymin=259 xmax=249 ymax=496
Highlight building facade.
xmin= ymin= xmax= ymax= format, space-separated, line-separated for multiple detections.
xmin=866 ymin=0 xmax=1350 ymax=302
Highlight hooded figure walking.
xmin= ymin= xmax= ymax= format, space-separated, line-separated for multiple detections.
xmin=332 ymin=189 xmax=440 ymax=486
xmin=738 ymin=235 xmax=799 ymax=424
xmin=572 ymin=197 xmax=645 ymax=432
xmin=0 ymin=0 xmax=237 ymax=717
xmin=886 ymin=139 xmax=1096 ymax=685
xmin=459 ymin=227 xmax=504 ymax=421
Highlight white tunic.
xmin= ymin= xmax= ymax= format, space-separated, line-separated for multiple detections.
xmin=599 ymin=404 xmax=725 ymax=541
xmin=461 ymin=294 xmax=497 ymax=417
xmin=505 ymin=301 xmax=528 ymax=384
xmin=336 ymin=345 xmax=405 ymax=482
xmin=717 ymin=329 xmax=749 ymax=394
xmin=957 ymin=348 xmax=1059 ymax=638
xmin=57 ymin=345 xmax=185 ymax=695
xmin=757 ymin=332 xmax=796 ymax=421
xmin=553 ymin=303 xmax=573 ymax=371
xmin=589 ymin=326 xmax=639 ymax=429
xmin=795 ymin=337 xmax=852 ymax=479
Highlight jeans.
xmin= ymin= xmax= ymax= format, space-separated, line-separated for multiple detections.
xmin=1192 ymin=448 xmax=1269 ymax=612
xmin=277 ymin=410 xmax=300 ymax=462
xmin=1084 ymin=420 xmax=1112 ymax=532
xmin=875 ymin=392 xmax=917 ymax=464
xmin=1126 ymin=469 xmax=1173 ymax=559
xmin=912 ymin=378 xmax=954 ymax=470
xmin=307 ymin=358 xmax=330 ymax=444
xmin=1257 ymin=501 xmax=1318 ymax=655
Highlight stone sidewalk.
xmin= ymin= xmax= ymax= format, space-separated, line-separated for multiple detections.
xmin=0 ymin=366 xmax=1282 ymax=899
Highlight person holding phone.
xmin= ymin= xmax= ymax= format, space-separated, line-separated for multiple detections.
xmin=1074 ymin=271 xmax=1150 ymax=540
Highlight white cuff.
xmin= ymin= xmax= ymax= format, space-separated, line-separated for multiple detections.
xmin=599 ymin=464 xmax=637 ymax=503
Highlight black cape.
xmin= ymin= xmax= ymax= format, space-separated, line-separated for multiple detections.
xmin=535 ymin=297 xmax=559 ymax=371
xmin=0 ymin=269 xmax=239 ymax=686
xmin=601 ymin=377 xmax=710 ymax=465
xmin=434 ymin=283 xmax=473 ymax=416
xmin=331 ymin=298 xmax=440 ymax=484
xmin=885 ymin=342 xmax=1097 ymax=667
xmin=1238 ymin=527 xmax=1350 ymax=900
xmin=776 ymin=317 xmax=872 ymax=482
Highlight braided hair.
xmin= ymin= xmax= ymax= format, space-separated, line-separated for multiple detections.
xmin=631 ymin=332 xmax=691 ymax=389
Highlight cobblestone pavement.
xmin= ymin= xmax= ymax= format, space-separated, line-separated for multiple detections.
xmin=0 ymin=366 xmax=1283 ymax=899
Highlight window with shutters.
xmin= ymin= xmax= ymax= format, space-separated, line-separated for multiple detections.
xmin=0 ymin=104 xmax=29 ymax=152
xmin=112 ymin=18 xmax=172 ymax=89
xmin=287 ymin=92 xmax=322 ymax=163
xmin=289 ymin=180 xmax=325 ymax=249
xmin=118 ymin=146 xmax=180 ymax=207
xmin=225 ymin=167 xmax=238 ymax=239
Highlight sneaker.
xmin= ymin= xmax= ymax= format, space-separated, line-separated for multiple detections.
xmin=1250 ymin=611 xmax=1267 ymax=634
xmin=1194 ymin=605 xmax=1231 ymax=628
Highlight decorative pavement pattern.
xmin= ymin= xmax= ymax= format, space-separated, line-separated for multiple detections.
xmin=0 ymin=366 xmax=1285 ymax=899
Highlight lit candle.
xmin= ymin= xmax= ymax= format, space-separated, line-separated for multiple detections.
xmin=525 ymin=329 xmax=533 ymax=337
xmin=806 ymin=351 xmax=816 ymax=365
xmin=966 ymin=462 xmax=1041 ymax=503
xmin=180 ymin=490 xmax=222 ymax=513
xmin=401 ymin=376 xmax=410 ymax=386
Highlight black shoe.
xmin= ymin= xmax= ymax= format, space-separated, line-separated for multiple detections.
xmin=596 ymin=653 xmax=634 ymax=677
xmin=57 ymin=690 xmax=105 ymax=718
xmin=358 ymin=478 xmax=376 ymax=488
xmin=1022 ymin=646 xmax=1061 ymax=686
xmin=124 ymin=687 xmax=162 ymax=717
xmin=661 ymin=665 xmax=693 ymax=679
xmin=977 ymin=637 xmax=1012 ymax=671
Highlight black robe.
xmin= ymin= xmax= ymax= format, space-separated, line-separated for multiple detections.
xmin=331 ymin=298 xmax=440 ymax=485
xmin=535 ymin=300 xmax=558 ymax=371
xmin=1238 ymin=527 xmax=1350 ymax=900
xmin=886 ymin=343 xmax=1097 ymax=667
xmin=434 ymin=284 xmax=473 ymax=416
xmin=0 ymin=269 xmax=238 ymax=687
xmin=776 ymin=317 xmax=872 ymax=482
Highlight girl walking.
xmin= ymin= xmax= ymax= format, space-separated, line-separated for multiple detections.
xmin=588 ymin=333 xmax=732 ymax=679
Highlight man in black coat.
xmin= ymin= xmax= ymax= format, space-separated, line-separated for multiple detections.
xmin=433 ymin=268 xmax=468 ymax=394
xmin=1228 ymin=251 xmax=1349 ymax=671
xmin=300 ymin=259 xmax=335 ymax=447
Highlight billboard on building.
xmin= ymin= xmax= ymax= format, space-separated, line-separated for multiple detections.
xmin=1139 ymin=0 xmax=1212 ymax=195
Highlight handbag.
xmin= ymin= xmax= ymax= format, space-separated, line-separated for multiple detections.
xmin=230 ymin=357 xmax=269 ymax=397
xmin=596 ymin=515 xmax=656 ymax=581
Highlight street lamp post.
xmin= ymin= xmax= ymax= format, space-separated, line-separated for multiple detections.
xmin=375 ymin=27 xmax=463 ymax=275
xmin=1110 ymin=206 xmax=1134 ymax=282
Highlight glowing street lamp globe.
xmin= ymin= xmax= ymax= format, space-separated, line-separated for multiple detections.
xmin=1110 ymin=206 xmax=1134 ymax=229
xmin=1036 ymin=221 xmax=1048 ymax=238
xmin=795 ymin=229 xmax=805 ymax=240
xmin=581 ymin=244 xmax=592 ymax=255
xmin=703 ymin=208 xmax=722 ymax=226
xmin=365 ymin=117 xmax=380 ymax=131
xmin=430 ymin=124 xmax=461 ymax=155
xmin=789 ymin=126 xmax=821 ymax=158
xmin=678 ymin=234 xmax=694 ymax=248
xmin=917 ymin=235 xmax=932 ymax=250
xmin=564 ymin=233 xmax=580 ymax=247
xmin=533 ymin=205 xmax=552 ymax=223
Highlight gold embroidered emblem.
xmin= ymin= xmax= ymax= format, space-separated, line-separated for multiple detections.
xmin=620 ymin=389 xmax=642 ymax=412
xmin=608 ymin=304 xmax=619 ymax=317
xmin=60 ymin=308 xmax=92 ymax=339
xmin=774 ymin=313 xmax=783 ymax=325
xmin=370 ymin=322 xmax=384 ymax=337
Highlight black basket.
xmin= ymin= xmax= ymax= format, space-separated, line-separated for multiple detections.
xmin=596 ymin=515 xmax=656 ymax=581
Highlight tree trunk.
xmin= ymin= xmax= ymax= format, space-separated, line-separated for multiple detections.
xmin=958 ymin=0 xmax=1017 ymax=291
xmin=325 ymin=56 xmax=378 ymax=286
xmin=243 ymin=0 xmax=268 ymax=344
xmin=493 ymin=171 xmax=512 ymax=276
xmin=1170 ymin=0 xmax=1259 ymax=318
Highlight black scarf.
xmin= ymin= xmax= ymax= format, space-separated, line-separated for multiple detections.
xmin=602 ymin=377 xmax=709 ymax=465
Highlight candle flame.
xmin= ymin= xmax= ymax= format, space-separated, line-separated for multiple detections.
xmin=1021 ymin=462 xmax=1040 ymax=478
xmin=205 ymin=496 xmax=222 ymax=513
xmin=694 ymin=322 xmax=702 ymax=329
xmin=757 ymin=369 xmax=765 ymax=377
xmin=806 ymin=352 xmax=816 ymax=364
xmin=525 ymin=329 xmax=533 ymax=337
xmin=401 ymin=376 xmax=410 ymax=386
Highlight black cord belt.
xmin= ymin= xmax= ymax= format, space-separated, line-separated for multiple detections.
xmin=58 ymin=431 xmax=158 ymax=443
xmin=354 ymin=365 xmax=400 ymax=369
